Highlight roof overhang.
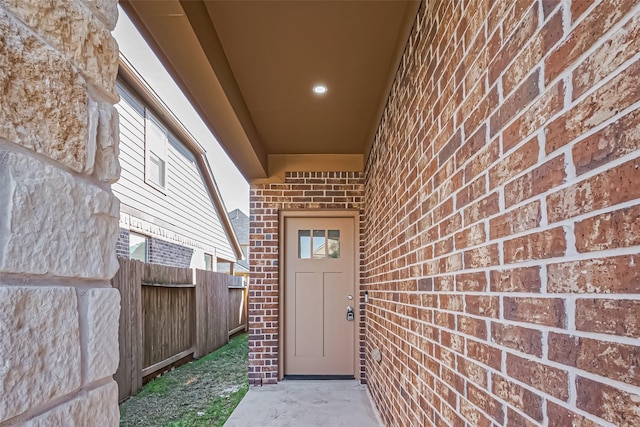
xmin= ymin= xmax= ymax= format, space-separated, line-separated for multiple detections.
xmin=120 ymin=0 xmax=420 ymax=182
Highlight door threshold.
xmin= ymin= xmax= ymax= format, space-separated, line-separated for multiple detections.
xmin=284 ymin=375 xmax=355 ymax=380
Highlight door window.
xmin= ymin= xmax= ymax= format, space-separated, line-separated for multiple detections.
xmin=312 ymin=230 xmax=326 ymax=259
xmin=298 ymin=230 xmax=311 ymax=259
xmin=298 ymin=229 xmax=340 ymax=259
xmin=327 ymin=230 xmax=340 ymax=258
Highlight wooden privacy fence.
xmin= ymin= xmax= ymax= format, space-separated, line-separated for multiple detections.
xmin=113 ymin=258 xmax=247 ymax=402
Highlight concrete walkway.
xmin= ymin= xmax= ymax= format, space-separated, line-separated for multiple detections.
xmin=224 ymin=380 xmax=382 ymax=426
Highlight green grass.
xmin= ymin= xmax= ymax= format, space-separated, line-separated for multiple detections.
xmin=135 ymin=375 xmax=174 ymax=398
xmin=120 ymin=333 xmax=249 ymax=427
xmin=165 ymin=385 xmax=249 ymax=427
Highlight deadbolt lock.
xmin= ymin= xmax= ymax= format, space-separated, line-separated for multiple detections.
xmin=346 ymin=306 xmax=354 ymax=321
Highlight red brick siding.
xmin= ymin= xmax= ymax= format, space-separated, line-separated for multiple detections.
xmin=248 ymin=172 xmax=364 ymax=384
xmin=364 ymin=0 xmax=640 ymax=426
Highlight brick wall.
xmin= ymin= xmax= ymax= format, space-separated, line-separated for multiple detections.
xmin=148 ymin=237 xmax=194 ymax=268
xmin=116 ymin=229 xmax=196 ymax=268
xmin=116 ymin=229 xmax=130 ymax=258
xmin=249 ymin=172 xmax=364 ymax=384
xmin=364 ymin=0 xmax=640 ymax=426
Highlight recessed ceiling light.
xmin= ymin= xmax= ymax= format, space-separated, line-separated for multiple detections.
xmin=313 ymin=85 xmax=327 ymax=95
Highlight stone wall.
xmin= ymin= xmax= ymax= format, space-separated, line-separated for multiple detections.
xmin=249 ymin=172 xmax=364 ymax=384
xmin=0 ymin=0 xmax=121 ymax=424
xmin=365 ymin=0 xmax=640 ymax=425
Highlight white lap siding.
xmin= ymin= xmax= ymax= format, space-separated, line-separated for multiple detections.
xmin=113 ymin=82 xmax=235 ymax=263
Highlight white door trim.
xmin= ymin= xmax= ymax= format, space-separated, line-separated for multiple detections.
xmin=278 ymin=209 xmax=361 ymax=380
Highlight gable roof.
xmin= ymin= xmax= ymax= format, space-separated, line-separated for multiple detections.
xmin=118 ymin=56 xmax=244 ymax=262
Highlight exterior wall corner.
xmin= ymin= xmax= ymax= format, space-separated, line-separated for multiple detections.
xmin=0 ymin=0 xmax=122 ymax=424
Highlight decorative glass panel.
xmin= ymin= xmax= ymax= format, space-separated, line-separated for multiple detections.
xmin=327 ymin=230 xmax=340 ymax=258
xmin=313 ymin=230 xmax=326 ymax=259
xmin=298 ymin=230 xmax=311 ymax=259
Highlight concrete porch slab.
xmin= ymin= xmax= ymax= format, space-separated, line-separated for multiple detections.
xmin=224 ymin=380 xmax=382 ymax=426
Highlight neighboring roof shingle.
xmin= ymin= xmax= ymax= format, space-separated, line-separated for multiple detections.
xmin=228 ymin=208 xmax=250 ymax=245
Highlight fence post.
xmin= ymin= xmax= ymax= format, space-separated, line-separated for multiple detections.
xmin=113 ymin=258 xmax=144 ymax=402
xmin=194 ymin=268 xmax=204 ymax=359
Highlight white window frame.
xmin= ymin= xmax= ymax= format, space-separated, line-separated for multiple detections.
xmin=144 ymin=110 xmax=168 ymax=192
xmin=204 ymin=253 xmax=214 ymax=271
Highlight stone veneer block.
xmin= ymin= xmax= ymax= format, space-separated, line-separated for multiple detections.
xmin=0 ymin=287 xmax=81 ymax=421
xmin=82 ymin=0 xmax=118 ymax=30
xmin=94 ymin=101 xmax=121 ymax=183
xmin=0 ymin=9 xmax=89 ymax=173
xmin=83 ymin=288 xmax=120 ymax=383
xmin=0 ymin=150 xmax=120 ymax=279
xmin=0 ymin=0 xmax=119 ymax=98
xmin=24 ymin=381 xmax=119 ymax=426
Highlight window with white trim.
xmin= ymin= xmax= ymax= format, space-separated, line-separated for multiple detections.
xmin=129 ymin=232 xmax=148 ymax=262
xmin=145 ymin=111 xmax=168 ymax=190
xmin=204 ymin=253 xmax=214 ymax=271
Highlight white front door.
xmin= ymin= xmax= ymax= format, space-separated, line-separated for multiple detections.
xmin=284 ymin=216 xmax=356 ymax=376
